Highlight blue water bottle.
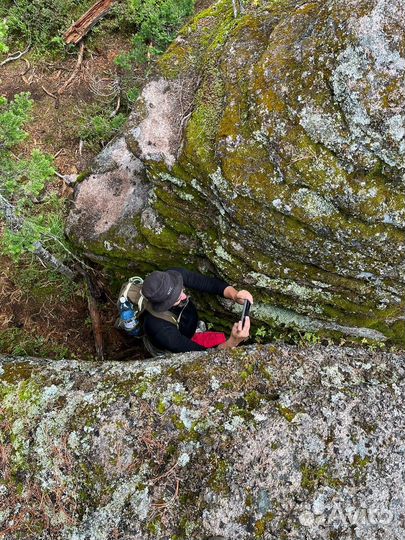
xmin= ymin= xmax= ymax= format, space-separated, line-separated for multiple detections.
xmin=118 ymin=296 xmax=141 ymax=337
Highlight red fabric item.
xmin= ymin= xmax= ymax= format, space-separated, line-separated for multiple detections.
xmin=191 ymin=331 xmax=226 ymax=348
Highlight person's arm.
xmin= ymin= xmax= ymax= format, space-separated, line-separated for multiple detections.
xmin=170 ymin=267 xmax=254 ymax=304
xmin=223 ymin=286 xmax=254 ymax=305
xmin=218 ymin=317 xmax=250 ymax=350
xmin=169 ymin=267 xmax=229 ymax=295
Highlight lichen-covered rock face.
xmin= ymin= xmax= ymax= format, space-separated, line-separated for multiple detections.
xmin=1 ymin=346 xmax=405 ymax=539
xmin=67 ymin=0 xmax=405 ymax=345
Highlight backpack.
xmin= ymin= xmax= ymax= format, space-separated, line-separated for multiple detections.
xmin=116 ymin=276 xmax=179 ymax=337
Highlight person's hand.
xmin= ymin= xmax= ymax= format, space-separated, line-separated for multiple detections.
xmin=234 ymin=289 xmax=254 ymax=305
xmin=217 ymin=317 xmax=250 ymax=350
xmin=230 ymin=316 xmax=250 ymax=345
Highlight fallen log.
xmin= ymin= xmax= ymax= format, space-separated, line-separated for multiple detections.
xmin=64 ymin=0 xmax=114 ymax=45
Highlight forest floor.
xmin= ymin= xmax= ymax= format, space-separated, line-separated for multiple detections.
xmin=0 ymin=31 xmax=146 ymax=361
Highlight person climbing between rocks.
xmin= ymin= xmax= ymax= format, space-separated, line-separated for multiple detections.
xmin=140 ymin=267 xmax=253 ymax=356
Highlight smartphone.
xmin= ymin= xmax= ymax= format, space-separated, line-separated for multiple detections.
xmin=241 ymin=299 xmax=251 ymax=328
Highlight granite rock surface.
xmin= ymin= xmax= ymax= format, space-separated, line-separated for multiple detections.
xmin=1 ymin=345 xmax=405 ymax=539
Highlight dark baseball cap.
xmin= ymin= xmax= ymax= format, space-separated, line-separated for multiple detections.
xmin=141 ymin=270 xmax=183 ymax=312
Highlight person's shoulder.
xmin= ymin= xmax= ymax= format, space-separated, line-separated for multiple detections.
xmin=143 ymin=311 xmax=175 ymax=330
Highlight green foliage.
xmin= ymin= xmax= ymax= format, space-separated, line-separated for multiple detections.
xmin=1 ymin=222 xmax=41 ymax=260
xmin=0 ymin=327 xmax=69 ymax=359
xmin=254 ymin=322 xmax=323 ymax=346
xmin=1 ymin=0 xmax=93 ymax=53
xmin=115 ymin=0 xmax=194 ymax=69
xmin=126 ymin=86 xmax=141 ymax=104
xmin=128 ymin=0 xmax=194 ymax=48
xmin=0 ymin=149 xmax=54 ymax=200
xmin=1 ymin=0 xmax=194 ymax=58
xmin=22 ymin=150 xmax=55 ymax=197
xmin=0 ymin=18 xmax=9 ymax=54
xmin=301 ymin=331 xmax=321 ymax=345
xmin=0 ymin=93 xmax=33 ymax=149
xmin=0 ymin=93 xmax=68 ymax=262
xmin=76 ymin=104 xmax=127 ymax=151
xmin=115 ymin=34 xmax=149 ymax=69
xmin=1 ymin=204 xmax=64 ymax=261
xmin=12 ymin=253 xmax=80 ymax=302
xmin=255 ymin=325 xmax=268 ymax=343
xmin=360 ymin=337 xmax=386 ymax=351
xmin=1 ymin=0 xmax=193 ymax=58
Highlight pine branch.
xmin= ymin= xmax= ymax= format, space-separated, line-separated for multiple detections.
xmin=0 ymin=194 xmax=77 ymax=280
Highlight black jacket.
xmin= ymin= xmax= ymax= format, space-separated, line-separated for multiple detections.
xmin=143 ymin=268 xmax=229 ymax=353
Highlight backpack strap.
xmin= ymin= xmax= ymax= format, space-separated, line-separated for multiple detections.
xmin=144 ymin=296 xmax=190 ymax=329
xmin=120 ymin=277 xmax=146 ymax=311
xmin=144 ymin=304 xmax=179 ymax=328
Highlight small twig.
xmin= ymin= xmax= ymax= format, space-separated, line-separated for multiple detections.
xmin=79 ymin=140 xmax=84 ymax=156
xmin=109 ymin=94 xmax=121 ymax=118
xmin=41 ymin=85 xmax=57 ymax=100
xmin=150 ymin=462 xmax=178 ymax=484
xmin=58 ymin=41 xmax=85 ymax=95
xmin=147 ymin=42 xmax=153 ymax=62
xmin=44 ymin=62 xmax=71 ymax=71
xmin=44 ymin=232 xmax=93 ymax=271
xmin=88 ymin=74 xmax=120 ymax=98
xmin=19 ymin=58 xmax=31 ymax=77
xmin=87 ymin=292 xmax=104 ymax=360
xmin=177 ymin=111 xmax=192 ymax=137
xmin=37 ymin=256 xmax=47 ymax=269
xmin=0 ymin=43 xmax=31 ymax=66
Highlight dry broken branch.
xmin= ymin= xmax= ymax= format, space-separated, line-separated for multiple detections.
xmin=58 ymin=41 xmax=85 ymax=95
xmin=109 ymin=94 xmax=121 ymax=118
xmin=41 ymin=85 xmax=58 ymax=100
xmin=0 ymin=43 xmax=31 ymax=66
xmin=64 ymin=0 xmax=114 ymax=45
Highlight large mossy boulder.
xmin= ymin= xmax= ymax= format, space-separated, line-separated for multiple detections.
xmin=1 ymin=345 xmax=405 ymax=539
xmin=67 ymin=0 xmax=405 ymax=345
